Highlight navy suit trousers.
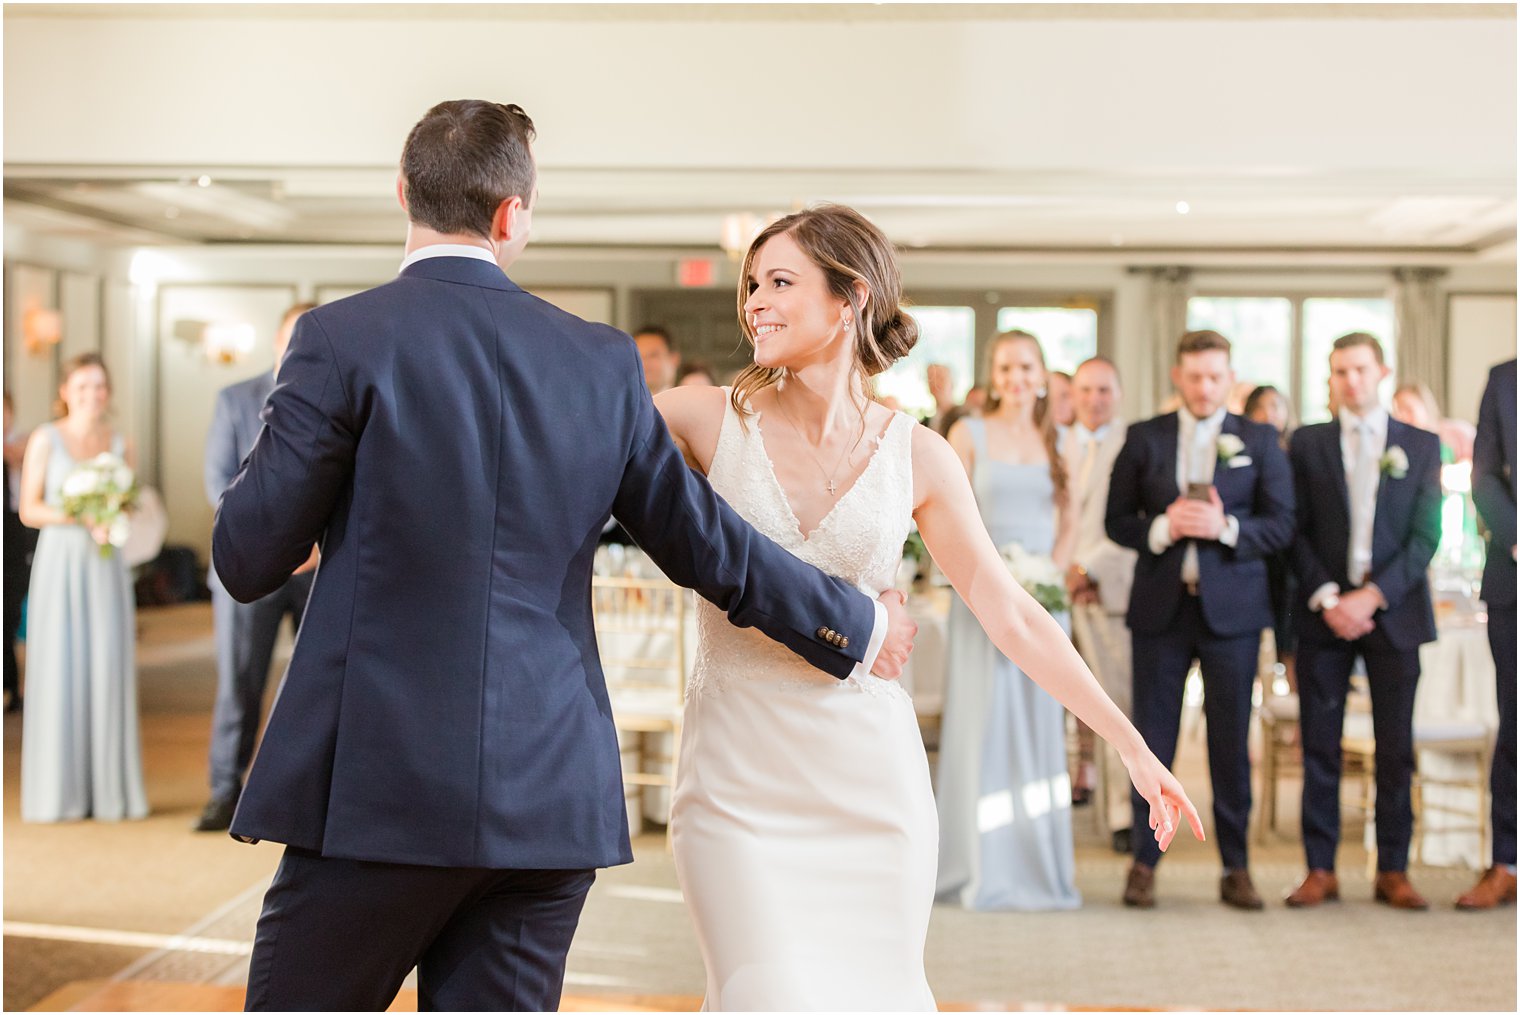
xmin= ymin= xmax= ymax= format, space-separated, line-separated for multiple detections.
xmin=245 ymin=847 xmax=595 ymax=1012
xmin=1131 ymin=594 xmax=1258 ymax=870
xmin=1297 ymin=630 xmax=1420 ymax=872
xmin=1491 ymin=606 xmax=1517 ymax=867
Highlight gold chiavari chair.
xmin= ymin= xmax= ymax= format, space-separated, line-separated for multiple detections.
xmin=591 ymin=575 xmax=689 ymax=846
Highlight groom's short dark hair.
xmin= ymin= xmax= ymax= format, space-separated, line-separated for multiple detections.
xmin=401 ymin=100 xmax=537 ymax=239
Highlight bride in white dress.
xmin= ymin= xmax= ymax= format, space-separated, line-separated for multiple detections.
xmin=656 ymin=204 xmax=1202 ymax=1011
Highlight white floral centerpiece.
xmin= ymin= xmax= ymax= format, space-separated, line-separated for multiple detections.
xmin=999 ymin=542 xmax=1068 ymax=614
xmin=60 ymin=452 xmax=139 ymax=558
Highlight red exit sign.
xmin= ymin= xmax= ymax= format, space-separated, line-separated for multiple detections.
xmin=677 ymin=257 xmax=716 ymax=288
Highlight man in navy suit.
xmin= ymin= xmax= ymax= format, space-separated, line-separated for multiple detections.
xmin=195 ymin=303 xmax=317 ymax=833
xmin=1106 ymin=329 xmax=1295 ymax=910
xmin=1458 ymin=357 xmax=1517 ymax=910
xmin=1283 ymin=332 xmax=1442 ymax=911
xmin=212 ymin=100 xmax=916 ymax=1012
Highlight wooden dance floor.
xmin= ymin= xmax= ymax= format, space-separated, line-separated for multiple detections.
xmin=31 ymin=980 xmax=1169 ymax=1011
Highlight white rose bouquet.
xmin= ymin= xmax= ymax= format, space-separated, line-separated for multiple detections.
xmin=999 ymin=542 xmax=1069 ymax=614
xmin=60 ymin=452 xmax=139 ymax=558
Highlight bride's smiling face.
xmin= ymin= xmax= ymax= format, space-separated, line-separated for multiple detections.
xmin=743 ymin=231 xmax=851 ymax=370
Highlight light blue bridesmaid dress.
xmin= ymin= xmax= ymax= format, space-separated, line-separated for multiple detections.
xmin=935 ymin=416 xmax=1079 ymax=910
xmin=21 ymin=423 xmax=148 ymax=822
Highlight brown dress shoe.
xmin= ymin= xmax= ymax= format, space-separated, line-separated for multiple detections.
xmin=1220 ymin=868 xmax=1265 ymax=910
xmin=1123 ymin=863 xmax=1156 ymax=908
xmin=1456 ymin=866 xmax=1518 ymax=911
xmin=1374 ymin=871 xmax=1430 ymax=910
xmin=1285 ymin=869 xmax=1340 ymax=908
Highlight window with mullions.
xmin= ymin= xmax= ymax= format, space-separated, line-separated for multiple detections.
xmin=1185 ymin=294 xmax=1395 ymax=425
xmin=994 ymin=307 xmax=1098 ymax=376
xmin=874 ymin=306 xmax=977 ymax=417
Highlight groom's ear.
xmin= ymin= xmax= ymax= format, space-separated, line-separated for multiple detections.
xmin=491 ymin=195 xmax=526 ymax=242
xmin=395 ymin=174 xmax=409 ymax=214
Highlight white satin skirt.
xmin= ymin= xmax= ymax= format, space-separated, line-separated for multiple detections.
xmin=670 ymin=670 xmax=937 ymax=1011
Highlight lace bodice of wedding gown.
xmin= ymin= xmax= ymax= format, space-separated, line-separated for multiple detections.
xmin=687 ymin=392 xmax=916 ymax=700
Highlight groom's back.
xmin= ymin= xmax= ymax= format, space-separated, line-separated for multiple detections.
xmin=226 ymin=255 xmax=645 ymax=869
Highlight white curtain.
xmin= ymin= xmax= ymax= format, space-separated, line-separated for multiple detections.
xmin=1391 ymin=267 xmax=1447 ymax=403
xmin=1145 ymin=266 xmax=1193 ymax=411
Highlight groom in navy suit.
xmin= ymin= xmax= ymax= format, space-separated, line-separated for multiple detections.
xmin=1106 ymin=329 xmax=1295 ymax=910
xmin=1283 ymin=332 xmax=1441 ymax=911
xmin=213 ymin=100 xmax=916 ymax=1012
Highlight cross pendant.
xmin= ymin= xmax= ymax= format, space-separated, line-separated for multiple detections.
xmin=827 ymin=481 xmax=837 ymax=495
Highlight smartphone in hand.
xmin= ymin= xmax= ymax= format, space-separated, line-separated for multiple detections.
xmin=1185 ymin=482 xmax=1213 ymax=501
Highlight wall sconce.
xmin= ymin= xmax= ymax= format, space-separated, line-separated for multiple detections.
xmin=172 ymin=318 xmax=257 ymax=364
xmin=22 ymin=301 xmax=62 ymax=358
xmin=202 ymin=321 xmax=257 ymax=364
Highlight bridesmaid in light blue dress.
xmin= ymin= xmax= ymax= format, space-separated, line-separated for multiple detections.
xmin=936 ymin=331 xmax=1079 ymax=910
xmin=18 ymin=353 xmax=147 ymax=823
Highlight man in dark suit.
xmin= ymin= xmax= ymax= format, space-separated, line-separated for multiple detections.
xmin=1283 ymin=332 xmax=1442 ymax=911
xmin=213 ymin=100 xmax=916 ymax=1012
xmin=1106 ymin=329 xmax=1295 ymax=910
xmin=194 ymin=303 xmax=318 ymax=833
xmin=1458 ymin=357 xmax=1517 ymax=910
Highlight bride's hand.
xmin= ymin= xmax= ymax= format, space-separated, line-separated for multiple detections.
xmin=1122 ymin=748 xmax=1206 ymax=853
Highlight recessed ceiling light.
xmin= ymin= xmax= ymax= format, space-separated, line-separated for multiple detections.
xmin=197 ymin=175 xmax=212 ymax=188
xmin=1175 ymin=201 xmax=1191 ymax=215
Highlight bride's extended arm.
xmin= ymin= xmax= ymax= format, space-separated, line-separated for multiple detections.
xmin=910 ymin=427 xmax=1204 ymax=850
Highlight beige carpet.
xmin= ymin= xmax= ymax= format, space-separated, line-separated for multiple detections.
xmin=4 ymin=603 xmax=1516 ymax=1011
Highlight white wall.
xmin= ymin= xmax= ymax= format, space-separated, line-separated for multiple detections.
xmin=5 ymin=10 xmax=1513 ymax=178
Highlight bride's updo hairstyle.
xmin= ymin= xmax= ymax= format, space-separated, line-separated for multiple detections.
xmin=731 ymin=204 xmax=918 ymax=422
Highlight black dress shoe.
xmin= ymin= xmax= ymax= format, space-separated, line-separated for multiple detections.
xmin=1111 ymin=827 xmax=1132 ymax=854
xmin=193 ymin=795 xmax=239 ymax=833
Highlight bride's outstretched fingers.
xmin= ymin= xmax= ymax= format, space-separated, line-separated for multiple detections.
xmin=1127 ymin=752 xmax=1206 ymax=853
xmin=1155 ymin=771 xmax=1206 ymax=851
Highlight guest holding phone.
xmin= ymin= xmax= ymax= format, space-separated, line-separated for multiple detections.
xmin=1105 ymin=330 xmax=1295 ymax=910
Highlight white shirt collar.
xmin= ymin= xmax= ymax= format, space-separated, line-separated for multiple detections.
xmin=1075 ymin=421 xmax=1111 ymax=443
xmin=1178 ymin=404 xmax=1227 ymax=432
xmin=399 ymin=243 xmax=500 ymax=273
xmin=1339 ymin=405 xmax=1390 ymax=437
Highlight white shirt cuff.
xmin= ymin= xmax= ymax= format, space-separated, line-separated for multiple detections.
xmin=1218 ymin=515 xmax=1240 ymax=547
xmin=1308 ymin=582 xmax=1341 ymax=612
xmin=1147 ymin=515 xmax=1174 ymax=555
xmin=850 ymin=599 xmax=889 ymax=680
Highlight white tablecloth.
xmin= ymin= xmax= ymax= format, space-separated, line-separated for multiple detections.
xmin=1411 ymin=615 xmax=1499 ymax=868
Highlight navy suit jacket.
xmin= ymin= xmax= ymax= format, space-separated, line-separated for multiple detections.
xmin=1474 ymin=359 xmax=1517 ymax=609
xmin=1105 ymin=412 xmax=1295 ymax=638
xmin=204 ymin=371 xmax=273 ymax=596
xmin=212 ymin=256 xmax=876 ymax=870
xmin=1288 ymin=417 xmax=1442 ymax=652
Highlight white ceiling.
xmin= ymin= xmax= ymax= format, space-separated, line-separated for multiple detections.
xmin=4 ymin=3 xmax=1515 ymax=258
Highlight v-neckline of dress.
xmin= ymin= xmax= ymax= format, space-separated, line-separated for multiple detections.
xmin=748 ymin=406 xmax=900 ymax=546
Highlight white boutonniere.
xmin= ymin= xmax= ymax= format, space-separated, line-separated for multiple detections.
xmin=1381 ymin=446 xmax=1409 ymax=479
xmin=1216 ymin=434 xmax=1250 ymax=467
